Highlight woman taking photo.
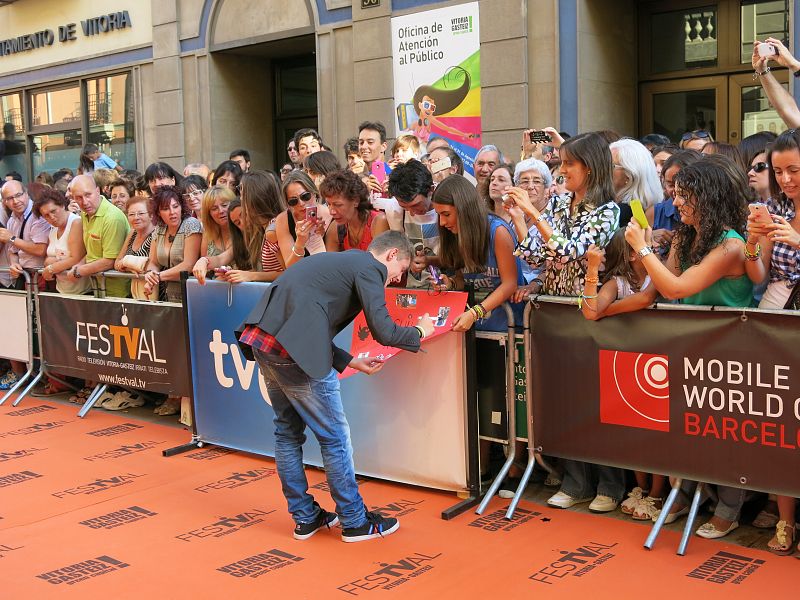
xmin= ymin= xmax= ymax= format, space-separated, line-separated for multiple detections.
xmin=513 ymin=132 xmax=624 ymax=513
xmin=114 ymin=195 xmax=156 ymax=300
xmin=742 ymin=128 xmax=800 ymax=554
xmin=274 ymin=171 xmax=331 ymax=268
xmin=143 ymin=185 xmax=202 ymax=303
xmin=322 ymin=170 xmax=389 ymax=252
xmin=625 ymin=157 xmax=754 ymax=540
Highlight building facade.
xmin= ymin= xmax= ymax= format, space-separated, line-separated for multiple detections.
xmin=0 ymin=0 xmax=795 ymax=178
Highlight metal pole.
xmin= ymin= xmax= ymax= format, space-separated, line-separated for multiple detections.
xmin=0 ymin=270 xmax=33 ymax=406
xmin=644 ymin=477 xmax=682 ymax=550
xmin=78 ymin=384 xmax=108 ymax=418
xmin=476 ymin=302 xmax=516 ymax=515
xmin=678 ymin=482 xmax=704 ymax=556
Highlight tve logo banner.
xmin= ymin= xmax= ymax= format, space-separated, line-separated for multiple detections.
xmin=184 ymin=279 xmax=468 ymax=492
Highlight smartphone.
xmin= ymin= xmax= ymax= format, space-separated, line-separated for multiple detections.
xmin=214 ymin=265 xmax=231 ymax=276
xmin=430 ymin=156 xmax=452 ymax=175
xmin=304 ymin=205 xmax=318 ymax=222
xmin=529 ymin=130 xmax=552 ymax=143
xmin=757 ymin=42 xmax=777 ymax=58
xmin=371 ymin=161 xmax=387 ymax=185
xmin=427 ymin=265 xmax=442 ymax=285
xmin=630 ymin=199 xmax=649 ymax=229
xmin=749 ymin=202 xmax=773 ymax=224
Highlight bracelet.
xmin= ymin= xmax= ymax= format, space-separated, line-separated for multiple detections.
xmin=414 ymin=325 xmax=426 ymax=340
xmin=584 ymin=275 xmax=599 ymax=284
xmin=291 ymin=244 xmax=303 ymax=258
xmin=744 ymin=242 xmax=761 ymax=261
xmin=470 ymin=303 xmax=487 ymax=319
xmin=578 ymin=292 xmax=598 ymax=310
xmin=753 ymin=66 xmax=771 ymax=80
xmin=535 ymin=212 xmax=548 ymax=223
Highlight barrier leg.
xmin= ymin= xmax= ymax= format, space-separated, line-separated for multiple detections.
xmin=77 ymin=384 xmax=107 ymax=418
xmin=162 ymin=438 xmax=203 ymax=457
xmin=11 ymin=370 xmax=43 ymax=407
xmin=677 ymin=482 xmax=704 ymax=556
xmin=644 ymin=477 xmax=682 ymax=550
xmin=0 ymin=370 xmax=32 ymax=406
xmin=476 ymin=304 xmax=516 ymax=515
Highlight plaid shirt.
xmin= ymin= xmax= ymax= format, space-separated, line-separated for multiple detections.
xmin=239 ymin=325 xmax=290 ymax=358
xmin=766 ymin=196 xmax=799 ymax=287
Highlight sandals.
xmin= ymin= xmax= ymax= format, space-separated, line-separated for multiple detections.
xmin=632 ymin=496 xmax=663 ymax=521
xmin=753 ymin=507 xmax=780 ymax=529
xmin=768 ymin=520 xmax=796 ymax=556
xmin=155 ymin=396 xmax=181 ymax=416
xmin=68 ymin=386 xmax=93 ymax=404
xmin=621 ymin=487 xmax=646 ymax=515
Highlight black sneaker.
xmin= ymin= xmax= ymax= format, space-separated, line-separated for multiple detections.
xmin=498 ymin=476 xmax=522 ymax=499
xmin=293 ymin=504 xmax=339 ymax=540
xmin=341 ymin=511 xmax=399 ymax=543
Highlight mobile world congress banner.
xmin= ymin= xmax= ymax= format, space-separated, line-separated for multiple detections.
xmin=37 ymin=293 xmax=191 ymax=396
xmin=391 ymin=2 xmax=481 ymax=174
xmin=530 ymin=299 xmax=800 ymax=497
xmin=185 ymin=279 xmax=468 ymax=492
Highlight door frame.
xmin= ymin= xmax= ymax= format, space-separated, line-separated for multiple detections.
xmin=728 ymin=70 xmax=790 ymax=143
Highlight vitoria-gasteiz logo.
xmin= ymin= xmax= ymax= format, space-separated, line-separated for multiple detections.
xmin=599 ymin=350 xmax=670 ymax=432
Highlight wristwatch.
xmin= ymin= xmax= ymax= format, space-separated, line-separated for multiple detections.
xmin=73 ymin=267 xmax=82 ymax=279
xmin=9 ymin=235 xmax=16 ymax=244
xmin=637 ymin=246 xmax=654 ymax=259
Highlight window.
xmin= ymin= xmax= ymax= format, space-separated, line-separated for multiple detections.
xmin=740 ymin=0 xmax=789 ymax=63
xmin=0 ymin=92 xmax=27 ymax=181
xmin=650 ymin=6 xmax=718 ymax=73
xmin=30 ymin=85 xmax=81 ymax=127
xmin=85 ymin=73 xmax=136 ymax=171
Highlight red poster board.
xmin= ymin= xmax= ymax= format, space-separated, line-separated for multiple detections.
xmin=340 ymin=289 xmax=468 ymax=378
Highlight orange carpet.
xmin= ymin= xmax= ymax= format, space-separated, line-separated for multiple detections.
xmin=0 ymin=400 xmax=792 ymax=599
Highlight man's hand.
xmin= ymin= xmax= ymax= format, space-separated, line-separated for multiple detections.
xmin=9 ymin=262 xmax=23 ymax=277
xmin=417 ymin=313 xmax=435 ymax=338
xmin=348 ymin=356 xmax=385 ymax=375
xmin=0 ymin=229 xmax=11 ymax=244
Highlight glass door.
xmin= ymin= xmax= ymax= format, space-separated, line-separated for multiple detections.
xmin=728 ymin=70 xmax=789 ymax=142
xmin=640 ymin=76 xmax=728 ymax=143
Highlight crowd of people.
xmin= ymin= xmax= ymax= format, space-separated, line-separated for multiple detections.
xmin=1 ymin=39 xmax=798 ymax=552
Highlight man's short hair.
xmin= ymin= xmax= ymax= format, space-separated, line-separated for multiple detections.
xmin=476 ymin=144 xmax=505 ymax=164
xmin=229 ymin=149 xmax=251 ymax=162
xmin=293 ymin=128 xmax=322 ymax=150
xmin=358 ymin=121 xmax=387 ymax=143
xmin=4 ymin=171 xmax=22 ymax=181
xmin=387 ymin=160 xmax=433 ymax=203
xmin=368 ymin=230 xmax=414 ymax=260
xmin=343 ymin=137 xmax=360 ymax=156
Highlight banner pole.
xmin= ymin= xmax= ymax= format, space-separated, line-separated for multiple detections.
xmin=6 ymin=271 xmax=39 ymax=406
xmin=644 ymin=477 xmax=682 ymax=549
xmin=476 ymin=302 xmax=516 ymax=515
xmin=163 ymin=272 xmax=203 ymax=457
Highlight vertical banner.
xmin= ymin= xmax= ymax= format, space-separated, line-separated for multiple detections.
xmin=391 ymin=2 xmax=482 ymax=174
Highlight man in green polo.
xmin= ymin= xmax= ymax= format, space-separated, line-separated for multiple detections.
xmin=68 ymin=175 xmax=130 ymax=297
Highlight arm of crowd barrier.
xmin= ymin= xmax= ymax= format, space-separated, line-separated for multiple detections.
xmin=0 ymin=269 xmax=36 ymax=406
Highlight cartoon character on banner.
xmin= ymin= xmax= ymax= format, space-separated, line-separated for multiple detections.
xmin=398 ymin=66 xmax=480 ymax=144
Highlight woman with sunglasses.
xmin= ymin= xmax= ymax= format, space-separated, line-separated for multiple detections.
xmin=679 ymin=129 xmax=713 ymax=151
xmin=275 ymin=171 xmax=331 ymax=268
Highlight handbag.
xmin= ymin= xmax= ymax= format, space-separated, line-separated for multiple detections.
xmin=784 ymin=280 xmax=800 ymax=310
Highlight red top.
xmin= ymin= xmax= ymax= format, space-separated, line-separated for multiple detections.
xmin=339 ymin=210 xmax=379 ymax=251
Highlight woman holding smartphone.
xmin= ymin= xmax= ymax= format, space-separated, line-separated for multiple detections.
xmin=274 ymin=171 xmax=332 ymax=268
xmin=741 ymin=128 xmax=800 ymax=555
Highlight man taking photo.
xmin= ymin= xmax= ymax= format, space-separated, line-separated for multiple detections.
xmin=237 ymin=230 xmax=434 ymax=542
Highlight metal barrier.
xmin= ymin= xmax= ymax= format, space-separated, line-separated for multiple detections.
xmin=475 ymin=302 xmax=517 ymax=515
xmin=0 ymin=269 xmax=35 ymax=406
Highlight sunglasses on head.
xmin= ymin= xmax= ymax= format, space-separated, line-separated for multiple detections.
xmin=287 ymin=191 xmax=313 ymax=206
xmin=749 ymin=162 xmax=769 ymax=173
xmin=681 ymin=130 xmax=711 ymax=141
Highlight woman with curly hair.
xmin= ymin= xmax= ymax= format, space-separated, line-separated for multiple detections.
xmin=624 ymin=155 xmax=753 ymax=540
xmin=322 ymin=170 xmax=388 ymax=252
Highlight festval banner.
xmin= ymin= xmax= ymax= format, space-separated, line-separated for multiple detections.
xmin=37 ymin=293 xmax=191 ymax=396
xmin=391 ymin=2 xmax=482 ymax=174
xmin=342 ymin=288 xmax=467 ymax=378
xmin=530 ymin=299 xmax=800 ymax=497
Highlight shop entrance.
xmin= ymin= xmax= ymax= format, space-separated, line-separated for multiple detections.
xmin=211 ymin=35 xmax=317 ymax=171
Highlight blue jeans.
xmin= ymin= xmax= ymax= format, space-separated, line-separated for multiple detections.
xmin=560 ymin=459 xmax=626 ymax=501
xmin=253 ymin=349 xmax=367 ymax=529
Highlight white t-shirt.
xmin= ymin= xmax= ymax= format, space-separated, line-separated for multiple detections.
xmin=375 ymin=197 xmax=439 ymax=288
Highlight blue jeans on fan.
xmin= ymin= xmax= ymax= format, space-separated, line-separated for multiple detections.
xmin=560 ymin=459 xmax=626 ymax=501
xmin=253 ymin=348 xmax=367 ymax=529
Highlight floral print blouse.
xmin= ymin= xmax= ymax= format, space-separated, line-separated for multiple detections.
xmin=515 ymin=193 xmax=620 ymax=296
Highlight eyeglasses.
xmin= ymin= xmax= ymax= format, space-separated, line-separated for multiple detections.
xmin=517 ymin=178 xmax=544 ymax=187
xmin=2 ymin=191 xmax=25 ymax=201
xmin=680 ymin=130 xmax=711 ymax=141
xmin=127 ymin=211 xmax=149 ymax=218
xmin=280 ymin=167 xmax=293 ymax=174
xmin=182 ymin=189 xmax=204 ymax=200
xmin=421 ymin=100 xmax=436 ymax=112
xmin=286 ymin=191 xmax=313 ymax=206
xmin=749 ymin=162 xmax=769 ymax=173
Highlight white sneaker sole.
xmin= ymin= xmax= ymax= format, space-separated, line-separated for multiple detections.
xmin=293 ymin=515 xmax=339 ymax=540
xmin=341 ymin=520 xmax=399 ymax=542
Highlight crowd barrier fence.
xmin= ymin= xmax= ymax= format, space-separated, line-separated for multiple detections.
xmin=0 ymin=269 xmax=36 ymax=407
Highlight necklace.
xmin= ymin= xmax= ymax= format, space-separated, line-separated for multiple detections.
xmin=347 ymin=219 xmax=366 ymax=248
xmin=168 ymin=234 xmax=176 ymax=243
